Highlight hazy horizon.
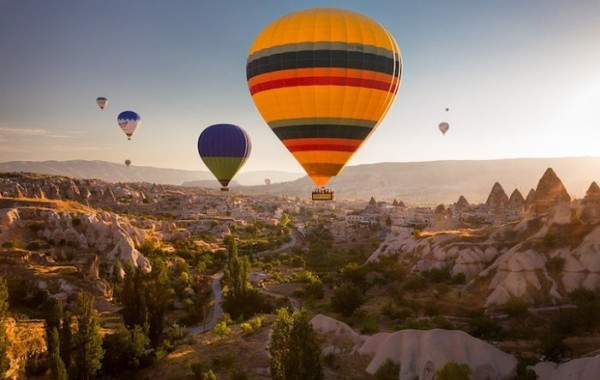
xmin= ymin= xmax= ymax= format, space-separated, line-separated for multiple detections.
xmin=1 ymin=1 xmax=599 ymax=174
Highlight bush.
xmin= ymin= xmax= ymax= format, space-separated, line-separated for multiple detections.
xmin=546 ymin=256 xmax=566 ymax=273
xmin=374 ymin=358 xmax=400 ymax=380
xmin=502 ymin=296 xmax=530 ymax=318
xmin=331 ymin=282 xmax=364 ymax=317
xmin=435 ymin=362 xmax=472 ymax=380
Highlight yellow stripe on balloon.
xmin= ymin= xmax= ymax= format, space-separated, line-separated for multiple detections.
xmin=249 ymin=8 xmax=396 ymax=56
xmin=290 ymin=150 xmax=354 ymax=165
xmin=253 ymin=86 xmax=393 ymax=124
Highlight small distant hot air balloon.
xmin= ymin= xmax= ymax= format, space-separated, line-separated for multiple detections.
xmin=117 ymin=111 xmax=141 ymax=140
xmin=125 ymin=159 xmax=131 ymax=167
xmin=445 ymin=107 xmax=449 ymax=112
xmin=439 ymin=122 xmax=450 ymax=135
xmin=96 ymin=97 xmax=108 ymax=110
xmin=265 ymin=178 xmax=271 ymax=186
xmin=247 ymin=8 xmax=401 ymax=200
xmin=197 ymin=124 xmax=251 ymax=191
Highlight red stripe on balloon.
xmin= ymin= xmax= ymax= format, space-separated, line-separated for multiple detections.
xmin=285 ymin=144 xmax=358 ymax=152
xmin=249 ymin=76 xmax=396 ymax=95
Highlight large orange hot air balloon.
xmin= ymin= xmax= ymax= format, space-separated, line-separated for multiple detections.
xmin=247 ymin=8 xmax=402 ymax=198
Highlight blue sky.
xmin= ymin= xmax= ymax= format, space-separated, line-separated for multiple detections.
xmin=1 ymin=0 xmax=599 ymax=174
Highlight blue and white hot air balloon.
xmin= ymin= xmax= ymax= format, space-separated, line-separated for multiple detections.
xmin=117 ymin=111 xmax=141 ymax=140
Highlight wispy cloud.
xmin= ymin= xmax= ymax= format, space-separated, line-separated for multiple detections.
xmin=48 ymin=145 xmax=103 ymax=152
xmin=0 ymin=127 xmax=48 ymax=136
xmin=0 ymin=127 xmax=86 ymax=139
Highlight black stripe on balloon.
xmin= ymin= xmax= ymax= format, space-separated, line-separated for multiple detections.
xmin=247 ymin=50 xmax=400 ymax=80
xmin=273 ymin=124 xmax=372 ymax=141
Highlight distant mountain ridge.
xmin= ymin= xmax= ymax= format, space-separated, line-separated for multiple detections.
xmin=0 ymin=160 xmax=302 ymax=187
xmin=1 ymin=157 xmax=600 ymax=204
xmin=243 ymin=157 xmax=600 ymax=204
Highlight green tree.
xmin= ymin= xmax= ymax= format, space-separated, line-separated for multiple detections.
xmin=121 ymin=264 xmax=148 ymax=329
xmin=72 ymin=292 xmax=104 ymax=380
xmin=269 ymin=308 xmax=322 ymax=380
xmin=331 ymin=282 xmax=364 ymax=316
xmin=102 ymin=324 xmax=149 ymax=376
xmin=212 ymin=321 xmax=231 ymax=340
xmin=48 ymin=327 xmax=68 ymax=380
xmin=0 ymin=277 xmax=10 ymax=377
xmin=435 ymin=362 xmax=472 ymax=380
xmin=145 ymin=257 xmax=170 ymax=347
xmin=373 ymin=358 xmax=400 ymax=380
xmin=60 ymin=311 xmax=72 ymax=370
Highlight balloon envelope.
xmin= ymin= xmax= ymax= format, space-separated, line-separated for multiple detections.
xmin=117 ymin=111 xmax=141 ymax=140
xmin=247 ymin=8 xmax=401 ymax=187
xmin=96 ymin=97 xmax=108 ymax=110
xmin=197 ymin=124 xmax=251 ymax=188
xmin=125 ymin=159 xmax=131 ymax=167
xmin=439 ymin=122 xmax=450 ymax=135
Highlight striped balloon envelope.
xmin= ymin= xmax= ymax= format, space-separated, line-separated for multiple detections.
xmin=247 ymin=7 xmax=402 ymax=187
xmin=197 ymin=124 xmax=252 ymax=190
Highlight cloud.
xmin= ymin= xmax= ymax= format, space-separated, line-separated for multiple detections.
xmin=0 ymin=127 xmax=86 ymax=139
xmin=0 ymin=127 xmax=48 ymax=136
xmin=48 ymin=145 xmax=103 ymax=152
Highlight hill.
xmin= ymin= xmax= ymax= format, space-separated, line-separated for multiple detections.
xmin=244 ymin=157 xmax=600 ymax=204
xmin=2 ymin=157 xmax=600 ymax=203
xmin=0 ymin=160 xmax=302 ymax=187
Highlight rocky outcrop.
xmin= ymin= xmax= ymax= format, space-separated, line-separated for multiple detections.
xmin=455 ymin=195 xmax=469 ymax=210
xmin=485 ymin=182 xmax=508 ymax=210
xmin=524 ymin=188 xmax=536 ymax=211
xmin=580 ymin=182 xmax=600 ymax=224
xmin=532 ymin=168 xmax=570 ymax=214
xmin=311 ymin=314 xmax=517 ymax=380
xmin=507 ymin=189 xmax=525 ymax=210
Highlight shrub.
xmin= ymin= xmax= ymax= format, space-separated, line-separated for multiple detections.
xmin=374 ymin=358 xmax=400 ymax=380
xmin=331 ymin=283 xmax=364 ymax=317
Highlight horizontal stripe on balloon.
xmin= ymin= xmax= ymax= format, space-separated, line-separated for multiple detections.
xmin=302 ymin=163 xmax=345 ymax=177
xmin=249 ymin=76 xmax=396 ymax=95
xmin=247 ymin=67 xmax=398 ymax=89
xmin=284 ymin=138 xmax=362 ymax=152
xmin=246 ymin=49 xmax=400 ymax=79
xmin=292 ymin=150 xmax=353 ymax=165
xmin=272 ymin=124 xmax=373 ymax=140
xmin=248 ymin=41 xmax=398 ymax=63
xmin=269 ymin=118 xmax=376 ymax=129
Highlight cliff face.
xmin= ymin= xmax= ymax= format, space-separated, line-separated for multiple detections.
xmin=507 ymin=189 xmax=525 ymax=210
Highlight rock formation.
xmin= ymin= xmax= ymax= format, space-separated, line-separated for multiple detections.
xmin=310 ymin=314 xmax=517 ymax=379
xmin=580 ymin=182 xmax=600 ymax=224
xmin=485 ymin=182 xmax=508 ymax=210
xmin=455 ymin=195 xmax=469 ymax=210
xmin=507 ymin=189 xmax=524 ymax=210
xmin=532 ymin=168 xmax=570 ymax=213
xmin=524 ymin=188 xmax=536 ymax=211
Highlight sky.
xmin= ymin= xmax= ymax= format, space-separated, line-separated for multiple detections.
xmin=0 ymin=0 xmax=599 ymax=175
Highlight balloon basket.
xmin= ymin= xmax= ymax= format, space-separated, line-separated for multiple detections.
xmin=312 ymin=188 xmax=334 ymax=201
xmin=220 ymin=187 xmax=230 ymax=192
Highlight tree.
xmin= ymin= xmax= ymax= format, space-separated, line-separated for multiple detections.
xmin=60 ymin=311 xmax=72 ymax=370
xmin=121 ymin=263 xmax=148 ymax=329
xmin=0 ymin=277 xmax=10 ymax=378
xmin=222 ymin=238 xmax=270 ymax=320
xmin=373 ymin=358 xmax=400 ymax=380
xmin=331 ymin=282 xmax=364 ymax=316
xmin=145 ymin=257 xmax=170 ymax=347
xmin=102 ymin=324 xmax=149 ymax=376
xmin=73 ymin=292 xmax=104 ymax=380
xmin=212 ymin=321 xmax=231 ymax=340
xmin=435 ymin=362 xmax=472 ymax=380
xmin=269 ymin=308 xmax=322 ymax=380
xmin=48 ymin=327 xmax=68 ymax=380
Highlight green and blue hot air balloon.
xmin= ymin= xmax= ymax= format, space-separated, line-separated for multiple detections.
xmin=197 ymin=124 xmax=251 ymax=191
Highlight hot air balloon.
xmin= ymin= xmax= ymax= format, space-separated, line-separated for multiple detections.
xmin=439 ymin=122 xmax=450 ymax=135
xmin=264 ymin=178 xmax=271 ymax=186
xmin=96 ymin=97 xmax=108 ymax=110
xmin=125 ymin=159 xmax=131 ymax=167
xmin=247 ymin=8 xmax=401 ymax=200
xmin=117 ymin=111 xmax=141 ymax=140
xmin=197 ymin=124 xmax=251 ymax=191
